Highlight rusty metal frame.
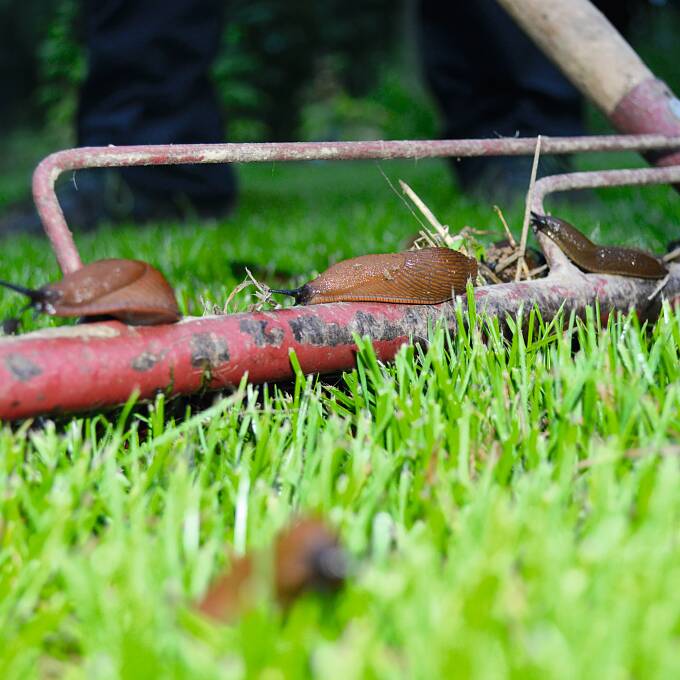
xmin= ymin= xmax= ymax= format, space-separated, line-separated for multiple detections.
xmin=33 ymin=135 xmax=680 ymax=274
xmin=1 ymin=134 xmax=679 ymax=420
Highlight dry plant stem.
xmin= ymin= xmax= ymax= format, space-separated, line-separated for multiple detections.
xmin=399 ymin=179 xmax=466 ymax=253
xmin=245 ymin=267 xmax=270 ymax=295
xmin=223 ymin=280 xmax=253 ymax=314
xmin=33 ymin=135 xmax=680 ymax=274
xmin=413 ymin=233 xmax=437 ymax=249
xmin=494 ymin=206 xmax=517 ymax=247
xmin=399 ymin=179 xmax=482 ymax=258
xmin=223 ymin=268 xmax=273 ymax=313
xmin=399 ymin=180 xmax=445 ymax=231
xmin=493 ymin=250 xmax=522 ymax=274
xmin=664 ymin=246 xmax=680 ymax=263
xmin=647 ymin=274 xmax=670 ymax=301
xmin=479 ymin=263 xmax=503 ymax=285
xmin=516 ymin=135 xmax=542 ymax=281
xmin=527 ymin=264 xmax=549 ymax=278
xmin=522 ymin=260 xmax=532 ymax=280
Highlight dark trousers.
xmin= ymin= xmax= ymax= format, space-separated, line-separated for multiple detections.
xmin=417 ymin=0 xmax=633 ymax=185
xmin=77 ymin=0 xmax=632 ymax=199
xmin=78 ymin=0 xmax=235 ymax=208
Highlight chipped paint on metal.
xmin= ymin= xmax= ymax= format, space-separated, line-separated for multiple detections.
xmin=288 ymin=315 xmax=352 ymax=346
xmin=190 ymin=333 xmax=230 ymax=370
xmin=288 ymin=309 xmax=424 ymax=347
xmin=131 ymin=351 xmax=165 ymax=372
xmin=239 ymin=319 xmax=285 ymax=347
xmin=4 ymin=354 xmax=42 ymax=382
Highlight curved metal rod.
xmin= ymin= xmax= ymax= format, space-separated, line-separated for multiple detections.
xmin=32 ymin=135 xmax=680 ymax=275
xmin=530 ymin=164 xmax=680 ymax=271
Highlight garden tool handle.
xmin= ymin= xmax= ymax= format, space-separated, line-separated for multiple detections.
xmin=496 ymin=0 xmax=680 ymax=171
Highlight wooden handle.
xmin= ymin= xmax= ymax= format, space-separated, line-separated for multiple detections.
xmin=496 ymin=0 xmax=653 ymax=114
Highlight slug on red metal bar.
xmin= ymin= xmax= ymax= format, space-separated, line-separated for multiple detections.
xmin=270 ymin=247 xmax=478 ymax=305
xmin=198 ymin=517 xmax=346 ymax=621
xmin=530 ymin=212 xmax=668 ymax=279
xmin=0 ymin=258 xmax=180 ymax=325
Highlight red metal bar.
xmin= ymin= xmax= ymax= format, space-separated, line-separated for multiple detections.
xmin=33 ymin=135 xmax=680 ymax=275
xmin=6 ymin=151 xmax=680 ymax=421
xmin=6 ymin=140 xmax=679 ymax=420
xmin=2 ymin=261 xmax=678 ymax=420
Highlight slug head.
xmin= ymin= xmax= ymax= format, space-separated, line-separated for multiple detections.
xmin=530 ymin=211 xmax=596 ymax=258
xmin=0 ymin=279 xmax=62 ymax=317
xmin=269 ymin=284 xmax=315 ymax=305
xmin=530 ymin=212 xmax=563 ymax=240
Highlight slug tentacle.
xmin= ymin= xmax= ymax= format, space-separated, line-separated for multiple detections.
xmin=0 ymin=280 xmax=45 ymax=304
xmin=0 ymin=280 xmax=59 ymax=321
xmin=530 ymin=213 xmax=668 ymax=280
xmin=270 ymin=248 xmax=478 ymax=306
xmin=269 ymin=286 xmax=308 ymax=304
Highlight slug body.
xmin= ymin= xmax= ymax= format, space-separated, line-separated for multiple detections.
xmin=0 ymin=259 xmax=180 ymax=325
xmin=198 ymin=517 xmax=346 ymax=621
xmin=530 ymin=212 xmax=668 ymax=279
xmin=271 ymin=247 xmax=478 ymax=305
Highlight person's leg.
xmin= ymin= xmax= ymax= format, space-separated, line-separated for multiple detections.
xmin=0 ymin=0 xmax=235 ymax=236
xmin=417 ymin=0 xmax=592 ymax=200
xmin=418 ymin=0 xmax=583 ymax=138
xmin=78 ymin=0 xmax=235 ymax=217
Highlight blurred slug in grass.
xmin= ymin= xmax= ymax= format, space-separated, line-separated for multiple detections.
xmin=530 ymin=212 xmax=668 ymax=279
xmin=198 ymin=517 xmax=346 ymax=622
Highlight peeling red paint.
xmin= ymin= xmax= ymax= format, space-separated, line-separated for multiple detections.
xmin=6 ymin=130 xmax=679 ymax=421
xmin=1 ymin=264 xmax=677 ymax=420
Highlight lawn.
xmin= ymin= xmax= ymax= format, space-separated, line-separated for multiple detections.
xmin=1 ymin=154 xmax=680 ymax=678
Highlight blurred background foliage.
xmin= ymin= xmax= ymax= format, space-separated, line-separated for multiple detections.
xmin=1 ymin=0 xmax=680 ymax=144
xmin=0 ymin=0 xmax=436 ymax=144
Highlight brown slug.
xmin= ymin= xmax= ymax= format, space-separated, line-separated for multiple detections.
xmin=270 ymin=247 xmax=478 ymax=305
xmin=198 ymin=517 xmax=346 ymax=621
xmin=0 ymin=258 xmax=180 ymax=325
xmin=530 ymin=212 xmax=668 ymax=279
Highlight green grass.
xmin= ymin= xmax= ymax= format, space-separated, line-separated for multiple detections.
xmin=1 ymin=157 xmax=680 ymax=679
